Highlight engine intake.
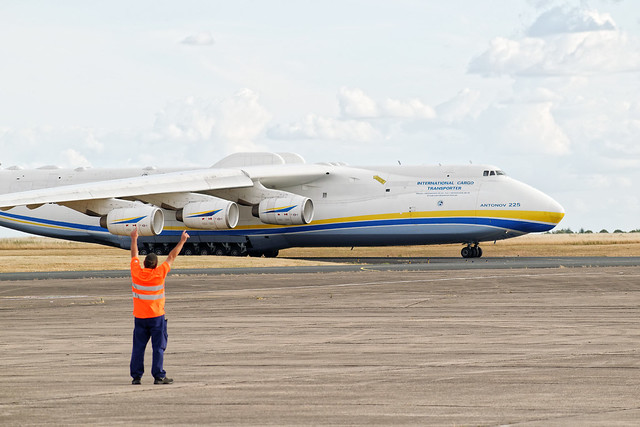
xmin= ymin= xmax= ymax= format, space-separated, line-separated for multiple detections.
xmin=100 ymin=206 xmax=164 ymax=236
xmin=254 ymin=196 xmax=314 ymax=225
xmin=176 ymin=200 xmax=239 ymax=230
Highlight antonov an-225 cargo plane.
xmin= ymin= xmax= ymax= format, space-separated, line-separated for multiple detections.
xmin=0 ymin=152 xmax=564 ymax=258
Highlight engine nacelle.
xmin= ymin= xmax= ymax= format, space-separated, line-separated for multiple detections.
xmin=254 ymin=196 xmax=314 ymax=225
xmin=176 ymin=200 xmax=239 ymax=230
xmin=100 ymin=207 xmax=164 ymax=236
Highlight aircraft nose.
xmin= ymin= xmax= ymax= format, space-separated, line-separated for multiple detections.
xmin=537 ymin=192 xmax=565 ymax=228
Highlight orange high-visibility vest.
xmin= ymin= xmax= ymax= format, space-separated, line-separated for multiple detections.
xmin=130 ymin=258 xmax=170 ymax=318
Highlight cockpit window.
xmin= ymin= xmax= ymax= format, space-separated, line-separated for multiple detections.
xmin=483 ymin=169 xmax=507 ymax=177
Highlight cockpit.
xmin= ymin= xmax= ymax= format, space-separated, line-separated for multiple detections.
xmin=483 ymin=169 xmax=506 ymax=177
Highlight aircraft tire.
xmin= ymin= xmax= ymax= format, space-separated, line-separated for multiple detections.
xmin=461 ymin=247 xmax=471 ymax=258
xmin=264 ymin=249 xmax=279 ymax=258
xmin=461 ymin=245 xmax=482 ymax=258
xmin=229 ymin=244 xmax=241 ymax=257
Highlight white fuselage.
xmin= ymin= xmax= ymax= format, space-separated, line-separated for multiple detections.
xmin=0 ymin=163 xmax=564 ymax=254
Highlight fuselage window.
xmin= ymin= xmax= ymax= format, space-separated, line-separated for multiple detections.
xmin=483 ymin=170 xmax=489 ymax=176
xmin=490 ymin=171 xmax=496 ymax=176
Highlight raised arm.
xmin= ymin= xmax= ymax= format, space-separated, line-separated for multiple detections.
xmin=130 ymin=227 xmax=139 ymax=260
xmin=166 ymin=230 xmax=190 ymax=266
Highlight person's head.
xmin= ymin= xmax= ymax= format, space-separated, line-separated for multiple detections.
xmin=144 ymin=253 xmax=158 ymax=269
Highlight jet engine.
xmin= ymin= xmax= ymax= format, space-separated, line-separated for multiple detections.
xmin=253 ymin=196 xmax=314 ymax=225
xmin=176 ymin=200 xmax=239 ymax=230
xmin=100 ymin=206 xmax=164 ymax=236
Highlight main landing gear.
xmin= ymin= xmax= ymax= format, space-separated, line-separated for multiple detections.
xmin=138 ymin=242 xmax=248 ymax=257
xmin=461 ymin=244 xmax=483 ymax=259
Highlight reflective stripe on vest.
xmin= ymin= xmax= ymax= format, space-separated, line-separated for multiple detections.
xmin=132 ymin=282 xmax=164 ymax=292
xmin=133 ymin=291 xmax=165 ymax=300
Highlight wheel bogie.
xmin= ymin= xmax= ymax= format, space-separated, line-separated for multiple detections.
xmin=461 ymin=244 xmax=483 ymax=259
xmin=137 ymin=240 xmax=254 ymax=257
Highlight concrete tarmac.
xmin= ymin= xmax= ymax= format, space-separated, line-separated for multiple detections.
xmin=2 ymin=265 xmax=640 ymax=425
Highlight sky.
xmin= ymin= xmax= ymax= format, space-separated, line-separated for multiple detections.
xmin=1 ymin=0 xmax=639 ymax=237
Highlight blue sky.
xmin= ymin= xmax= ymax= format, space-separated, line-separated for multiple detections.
xmin=1 ymin=0 xmax=639 ymax=236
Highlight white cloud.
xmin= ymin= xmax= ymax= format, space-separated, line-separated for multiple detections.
xmin=151 ymin=89 xmax=271 ymax=149
xmin=468 ymin=37 xmax=544 ymax=76
xmin=338 ymin=87 xmax=378 ymax=118
xmin=435 ymin=88 xmax=482 ymax=123
xmin=269 ymin=88 xmax=437 ymax=144
xmin=527 ymin=7 xmax=616 ymax=37
xmin=469 ymin=6 xmax=640 ymax=77
xmin=181 ymin=31 xmax=215 ymax=46
xmin=268 ymin=114 xmax=380 ymax=142
xmin=62 ymin=149 xmax=91 ymax=167
xmin=0 ymin=91 xmax=273 ymax=169
xmin=479 ymin=102 xmax=571 ymax=155
xmin=338 ymin=87 xmax=435 ymax=120
xmin=382 ymin=98 xmax=436 ymax=119
xmin=0 ymin=127 xmax=103 ymax=168
xmin=145 ymin=90 xmax=272 ymax=164
xmin=84 ymin=132 xmax=104 ymax=152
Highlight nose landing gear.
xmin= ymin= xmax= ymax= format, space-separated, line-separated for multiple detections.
xmin=461 ymin=244 xmax=483 ymax=259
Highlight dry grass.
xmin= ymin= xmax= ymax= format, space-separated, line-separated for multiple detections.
xmin=0 ymin=233 xmax=639 ymax=273
xmin=281 ymin=233 xmax=640 ymax=258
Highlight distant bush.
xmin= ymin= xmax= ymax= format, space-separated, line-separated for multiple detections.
xmin=552 ymin=228 xmax=574 ymax=234
xmin=550 ymin=228 xmax=639 ymax=234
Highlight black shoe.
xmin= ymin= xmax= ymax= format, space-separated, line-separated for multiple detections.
xmin=132 ymin=378 xmax=141 ymax=385
xmin=154 ymin=377 xmax=173 ymax=385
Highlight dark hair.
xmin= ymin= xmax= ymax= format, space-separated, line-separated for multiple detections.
xmin=144 ymin=253 xmax=158 ymax=269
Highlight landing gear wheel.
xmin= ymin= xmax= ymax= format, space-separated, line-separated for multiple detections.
xmin=263 ymin=249 xmax=279 ymax=258
xmin=461 ymin=245 xmax=483 ymax=258
xmin=461 ymin=247 xmax=472 ymax=258
xmin=229 ymin=244 xmax=241 ymax=257
xmin=213 ymin=245 xmax=227 ymax=256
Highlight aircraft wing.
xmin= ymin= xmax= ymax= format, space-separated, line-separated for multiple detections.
xmin=0 ymin=164 xmax=331 ymax=210
xmin=0 ymin=168 xmax=255 ymax=209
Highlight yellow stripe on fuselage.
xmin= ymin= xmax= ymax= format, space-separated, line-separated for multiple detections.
xmin=1 ymin=216 xmax=77 ymax=231
xmin=164 ymin=209 xmax=565 ymax=231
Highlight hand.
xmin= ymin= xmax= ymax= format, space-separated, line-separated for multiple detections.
xmin=180 ymin=230 xmax=190 ymax=242
xmin=130 ymin=227 xmax=138 ymax=239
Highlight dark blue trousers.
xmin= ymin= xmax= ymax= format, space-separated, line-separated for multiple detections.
xmin=130 ymin=314 xmax=167 ymax=379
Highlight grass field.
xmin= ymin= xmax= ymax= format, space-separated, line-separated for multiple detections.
xmin=1 ymin=233 xmax=639 ymax=273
